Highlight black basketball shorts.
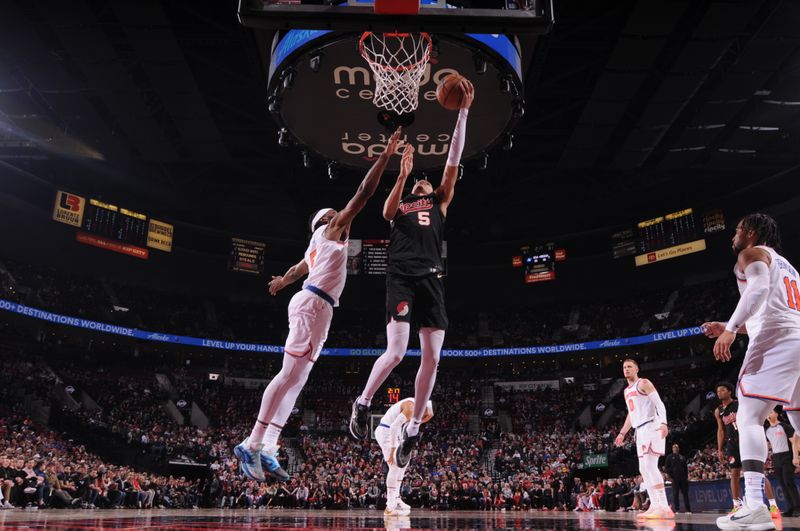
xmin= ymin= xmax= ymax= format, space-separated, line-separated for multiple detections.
xmin=386 ymin=272 xmax=448 ymax=330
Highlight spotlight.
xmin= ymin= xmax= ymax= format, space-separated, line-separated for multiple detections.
xmin=282 ymin=68 xmax=296 ymax=90
xmin=327 ymin=161 xmax=338 ymax=180
xmin=302 ymin=151 xmax=312 ymax=168
xmin=502 ymin=133 xmax=514 ymax=151
xmin=277 ymin=128 xmax=290 ymax=147
xmin=268 ymin=95 xmax=280 ymax=114
xmin=512 ymin=100 xmax=525 ymax=119
xmin=309 ymin=52 xmax=322 ymax=73
xmin=479 ymin=152 xmax=489 ymax=170
xmin=500 ymin=74 xmax=513 ymax=94
xmin=473 ymin=52 xmax=488 ymax=75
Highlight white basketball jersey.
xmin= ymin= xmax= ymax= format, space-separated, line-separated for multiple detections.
xmin=379 ymin=398 xmax=414 ymax=427
xmin=734 ymin=245 xmax=800 ymax=341
xmin=623 ymin=379 xmax=656 ymax=428
xmin=301 ymin=226 xmax=348 ymax=306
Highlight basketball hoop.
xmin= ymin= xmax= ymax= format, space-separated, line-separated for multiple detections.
xmin=359 ymin=31 xmax=432 ymax=115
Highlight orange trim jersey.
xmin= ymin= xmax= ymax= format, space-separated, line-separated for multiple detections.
xmin=624 ymin=379 xmax=656 ymax=428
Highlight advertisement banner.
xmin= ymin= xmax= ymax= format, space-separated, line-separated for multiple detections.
xmin=76 ymin=232 xmax=149 ymax=260
xmin=666 ymin=478 xmax=800 ymax=512
xmin=581 ymin=453 xmax=608 ymax=468
xmin=52 ymin=191 xmax=86 ymax=227
xmin=147 ymin=219 xmax=174 ymax=252
xmin=0 ymin=299 xmax=705 ymax=356
xmin=635 ymin=239 xmax=707 ymax=267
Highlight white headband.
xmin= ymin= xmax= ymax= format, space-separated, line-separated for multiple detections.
xmin=311 ymin=208 xmax=334 ymax=231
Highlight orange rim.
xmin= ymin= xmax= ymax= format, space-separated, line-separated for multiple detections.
xmin=359 ymin=31 xmax=432 ymax=73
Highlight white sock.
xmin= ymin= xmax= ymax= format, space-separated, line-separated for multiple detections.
xmin=262 ymin=425 xmax=282 ymax=449
xmin=743 ymin=471 xmax=766 ymax=509
xmin=768 ymin=497 xmax=776 ymax=507
xmin=405 ymin=419 xmax=421 ymax=437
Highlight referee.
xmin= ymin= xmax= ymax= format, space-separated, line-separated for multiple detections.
xmin=766 ymin=408 xmax=800 ymax=517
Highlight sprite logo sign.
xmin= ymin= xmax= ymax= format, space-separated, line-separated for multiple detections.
xmin=582 ymin=453 xmax=608 ymax=468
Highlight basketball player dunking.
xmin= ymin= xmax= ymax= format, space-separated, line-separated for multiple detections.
xmin=349 ymin=79 xmax=474 ymax=469
xmin=376 ymin=397 xmax=433 ymax=516
xmin=233 ymin=129 xmax=405 ymax=482
xmin=702 ymin=213 xmax=800 ymax=530
xmin=614 ymin=359 xmax=674 ymax=520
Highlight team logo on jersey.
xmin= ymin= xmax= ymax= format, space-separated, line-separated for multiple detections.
xmin=396 ymin=301 xmax=410 ymax=317
xmin=399 ymin=197 xmax=433 ymax=215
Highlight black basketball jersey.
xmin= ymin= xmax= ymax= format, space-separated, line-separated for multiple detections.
xmin=388 ymin=192 xmax=445 ymax=277
xmin=718 ymin=400 xmax=739 ymax=445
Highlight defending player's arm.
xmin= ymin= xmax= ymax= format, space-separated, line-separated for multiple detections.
xmin=714 ymin=247 xmax=772 ymax=361
xmin=638 ymin=378 xmax=669 ymax=438
xmin=382 ymin=142 xmax=414 ymax=221
xmin=615 ymin=413 xmax=632 ymax=447
xmin=328 ymin=129 xmax=403 ymax=239
xmin=714 ymin=408 xmax=726 ymax=463
xmin=388 ymin=401 xmax=414 ymax=465
xmin=435 ymin=79 xmax=474 ymax=217
xmin=268 ymin=259 xmax=309 ymax=296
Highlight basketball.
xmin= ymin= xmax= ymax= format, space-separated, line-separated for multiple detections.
xmin=436 ymin=73 xmax=468 ymax=111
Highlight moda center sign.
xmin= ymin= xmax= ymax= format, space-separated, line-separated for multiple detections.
xmin=267 ymin=30 xmax=524 ymax=171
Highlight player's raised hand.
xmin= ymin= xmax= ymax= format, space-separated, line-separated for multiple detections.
xmin=383 ymin=127 xmax=403 ymax=158
xmin=713 ymin=330 xmax=736 ymax=362
xmin=459 ymin=79 xmax=474 ymax=110
xmin=399 ymin=144 xmax=414 ymax=178
xmin=268 ymin=275 xmax=284 ymax=296
xmin=701 ymin=321 xmax=725 ymax=338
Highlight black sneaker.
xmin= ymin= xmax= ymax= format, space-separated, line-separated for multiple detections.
xmin=394 ymin=425 xmax=421 ymax=468
xmin=349 ymin=399 xmax=371 ymax=440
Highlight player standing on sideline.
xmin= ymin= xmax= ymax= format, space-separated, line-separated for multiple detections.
xmin=376 ymin=398 xmax=433 ymax=516
xmin=614 ymin=359 xmax=674 ymax=520
xmin=233 ymin=129 xmax=406 ymax=482
xmin=702 ymin=213 xmax=800 ymax=530
xmin=766 ymin=408 xmax=800 ymax=517
xmin=349 ymin=79 xmax=474 ymax=469
xmin=716 ymin=382 xmax=745 ymax=512
xmin=715 ymin=383 xmax=781 ymax=520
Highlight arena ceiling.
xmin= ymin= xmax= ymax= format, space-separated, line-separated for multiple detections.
xmin=1 ymin=0 xmax=799 ymax=245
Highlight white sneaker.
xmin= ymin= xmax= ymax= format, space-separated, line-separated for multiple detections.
xmin=716 ymin=504 xmax=775 ymax=530
xmin=396 ymin=498 xmax=411 ymax=511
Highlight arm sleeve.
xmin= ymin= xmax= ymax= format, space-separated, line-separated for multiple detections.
xmin=388 ymin=414 xmax=407 ymax=446
xmin=725 ymin=260 xmax=770 ymax=332
xmin=646 ymin=390 xmax=668 ymax=425
xmin=446 ymin=108 xmax=468 ymax=167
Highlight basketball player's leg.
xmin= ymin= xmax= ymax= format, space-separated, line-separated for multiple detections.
xmin=237 ymin=292 xmax=329 ymax=480
xmin=350 ymin=275 xmax=413 ymax=440
xmin=406 ymin=275 xmax=447 ymax=438
xmin=736 ymin=394 xmax=774 ymax=507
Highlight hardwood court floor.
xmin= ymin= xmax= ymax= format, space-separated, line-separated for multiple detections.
xmin=0 ymin=508 xmax=795 ymax=530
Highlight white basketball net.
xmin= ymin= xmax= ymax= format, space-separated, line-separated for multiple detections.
xmin=359 ymin=32 xmax=432 ymax=114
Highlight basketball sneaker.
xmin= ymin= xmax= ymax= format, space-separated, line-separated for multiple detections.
xmin=768 ymin=504 xmax=781 ymax=521
xmin=260 ymin=446 xmax=290 ymax=482
xmin=641 ymin=506 xmax=675 ymax=520
xmin=349 ymin=399 xmax=371 ymax=440
xmin=716 ymin=504 xmax=775 ymax=530
xmin=234 ymin=438 xmax=266 ymax=481
xmin=395 ymin=425 xmax=421 ymax=468
xmin=384 ymin=501 xmax=410 ymax=517
xmin=396 ymin=498 xmax=411 ymax=512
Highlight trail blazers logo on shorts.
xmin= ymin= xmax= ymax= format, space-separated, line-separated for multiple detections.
xmin=396 ymin=301 xmax=410 ymax=317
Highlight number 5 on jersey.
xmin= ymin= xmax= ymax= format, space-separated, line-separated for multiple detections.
xmin=417 ymin=211 xmax=430 ymax=226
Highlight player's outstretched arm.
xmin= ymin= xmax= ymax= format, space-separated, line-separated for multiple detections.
xmin=436 ymin=79 xmax=474 ymax=217
xmin=268 ymin=258 xmax=309 ymax=296
xmin=327 ymin=128 xmax=403 ymax=239
xmin=382 ymin=143 xmax=414 ymax=221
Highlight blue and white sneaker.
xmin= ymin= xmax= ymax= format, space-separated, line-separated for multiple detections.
xmin=234 ymin=438 xmax=266 ymax=481
xmin=716 ymin=504 xmax=775 ymax=530
xmin=260 ymin=445 xmax=290 ymax=482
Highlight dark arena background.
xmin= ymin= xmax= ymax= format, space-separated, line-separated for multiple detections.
xmin=1 ymin=0 xmax=800 ymax=530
